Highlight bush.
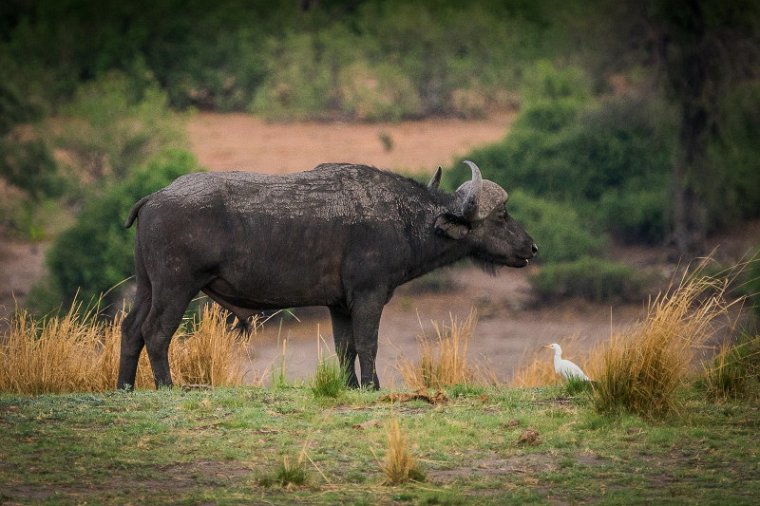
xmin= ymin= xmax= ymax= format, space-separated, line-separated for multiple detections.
xmin=450 ymin=66 xmax=675 ymax=245
xmin=598 ymin=188 xmax=668 ymax=245
xmin=250 ymin=33 xmax=334 ymax=121
xmin=529 ymin=257 xmax=646 ymax=303
xmin=338 ymin=60 xmax=422 ymax=121
xmin=707 ymin=81 xmax=760 ymax=229
xmin=55 ymin=72 xmax=185 ymax=183
xmin=0 ymin=137 xmax=63 ymax=202
xmin=508 ymin=190 xmax=604 ymax=263
xmin=33 ymin=149 xmax=200 ymax=313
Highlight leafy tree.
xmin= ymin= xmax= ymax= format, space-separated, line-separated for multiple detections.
xmin=652 ymin=0 xmax=760 ymax=256
xmin=0 ymin=80 xmax=60 ymax=200
xmin=55 ymin=72 xmax=185 ymax=183
xmin=583 ymin=0 xmax=760 ymax=256
xmin=36 ymin=149 xmax=200 ymax=313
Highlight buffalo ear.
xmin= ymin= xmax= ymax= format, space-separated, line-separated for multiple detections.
xmin=434 ymin=215 xmax=469 ymax=240
xmin=428 ymin=166 xmax=442 ymax=189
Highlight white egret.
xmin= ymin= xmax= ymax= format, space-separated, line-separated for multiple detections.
xmin=544 ymin=343 xmax=590 ymax=381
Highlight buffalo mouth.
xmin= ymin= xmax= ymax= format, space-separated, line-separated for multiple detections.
xmin=505 ymin=254 xmax=533 ymax=268
xmin=474 ymin=251 xmax=533 ymax=270
xmin=512 ymin=256 xmax=532 ymax=268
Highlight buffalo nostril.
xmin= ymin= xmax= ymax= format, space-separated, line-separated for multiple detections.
xmin=531 ymin=244 xmax=538 ymax=255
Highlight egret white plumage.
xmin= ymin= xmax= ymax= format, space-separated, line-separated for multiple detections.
xmin=544 ymin=343 xmax=590 ymax=381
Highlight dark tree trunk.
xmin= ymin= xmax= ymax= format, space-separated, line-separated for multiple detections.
xmin=657 ymin=0 xmax=714 ymax=258
xmin=670 ymin=65 xmax=711 ymax=257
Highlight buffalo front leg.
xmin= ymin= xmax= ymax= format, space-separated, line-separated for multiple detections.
xmin=351 ymin=299 xmax=383 ymax=390
xmin=329 ymin=306 xmax=359 ymax=388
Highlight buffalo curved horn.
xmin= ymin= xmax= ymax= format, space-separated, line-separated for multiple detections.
xmin=428 ymin=166 xmax=442 ymax=189
xmin=460 ymin=160 xmax=482 ymax=220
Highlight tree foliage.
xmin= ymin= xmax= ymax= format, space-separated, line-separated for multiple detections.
xmin=34 ymin=150 xmax=200 ymax=313
xmin=0 ymin=0 xmax=570 ymax=119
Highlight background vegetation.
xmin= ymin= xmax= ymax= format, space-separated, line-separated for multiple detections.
xmin=0 ymin=0 xmax=758 ymax=310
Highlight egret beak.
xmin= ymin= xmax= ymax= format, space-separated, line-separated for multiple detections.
xmin=543 ymin=344 xmax=551 ymax=349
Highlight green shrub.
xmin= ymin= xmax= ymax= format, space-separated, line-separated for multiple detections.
xmin=0 ymin=80 xmax=43 ymax=135
xmin=33 ymin=149 xmax=200 ymax=314
xmin=1 ymin=0 xmax=580 ymax=118
xmin=529 ymin=257 xmax=645 ymax=303
xmin=707 ymin=81 xmax=760 ymax=229
xmin=55 ymin=72 xmax=185 ymax=182
xmin=0 ymin=137 xmax=63 ymax=201
xmin=250 ymin=33 xmax=334 ymax=121
xmin=449 ymin=68 xmax=675 ymax=245
xmin=0 ymin=78 xmax=64 ymax=212
xmin=598 ymin=188 xmax=668 ymax=245
xmin=338 ymin=60 xmax=422 ymax=121
xmin=508 ymin=190 xmax=604 ymax=264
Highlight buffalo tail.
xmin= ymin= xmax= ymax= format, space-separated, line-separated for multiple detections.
xmin=124 ymin=195 xmax=151 ymax=228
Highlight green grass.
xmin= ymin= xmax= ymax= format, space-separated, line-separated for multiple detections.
xmin=310 ymin=357 xmax=349 ymax=399
xmin=1 ymin=386 xmax=758 ymax=504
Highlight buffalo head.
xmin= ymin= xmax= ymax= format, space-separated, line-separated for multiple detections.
xmin=431 ymin=160 xmax=537 ymax=268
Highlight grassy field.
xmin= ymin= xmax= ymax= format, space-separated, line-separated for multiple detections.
xmin=1 ymin=384 xmax=758 ymax=505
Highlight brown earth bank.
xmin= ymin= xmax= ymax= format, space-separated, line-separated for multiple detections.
xmin=187 ymin=111 xmax=515 ymax=174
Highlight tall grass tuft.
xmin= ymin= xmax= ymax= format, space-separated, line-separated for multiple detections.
xmin=274 ymin=455 xmax=308 ymax=488
xmin=310 ymin=356 xmax=348 ymax=398
xmin=0 ymin=301 xmax=251 ymax=394
xmin=170 ymin=304 xmax=253 ymax=387
xmin=379 ymin=418 xmax=424 ymax=485
xmin=309 ymin=330 xmax=348 ymax=398
xmin=593 ymin=270 xmax=737 ymax=418
xmin=701 ymin=333 xmax=760 ymax=400
xmin=397 ymin=310 xmax=492 ymax=389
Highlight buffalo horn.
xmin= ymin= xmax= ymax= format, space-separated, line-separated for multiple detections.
xmin=460 ymin=160 xmax=482 ymax=220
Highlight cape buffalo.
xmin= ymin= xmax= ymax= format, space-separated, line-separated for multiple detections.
xmin=118 ymin=161 xmax=537 ymax=390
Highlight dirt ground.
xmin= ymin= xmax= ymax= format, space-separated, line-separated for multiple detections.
xmin=245 ymin=265 xmax=645 ymax=387
xmin=187 ymin=112 xmax=515 ymax=174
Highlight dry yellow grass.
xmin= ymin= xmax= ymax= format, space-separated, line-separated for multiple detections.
xmin=0 ymin=302 xmax=252 ymax=394
xmin=170 ymin=304 xmax=253 ymax=387
xmin=593 ymin=268 xmax=739 ymax=418
xmin=378 ymin=417 xmax=422 ymax=485
xmin=511 ymin=261 xmax=743 ymax=418
xmin=397 ymin=309 xmax=494 ymax=389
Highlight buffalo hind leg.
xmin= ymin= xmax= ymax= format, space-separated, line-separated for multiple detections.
xmin=329 ymin=306 xmax=359 ymax=388
xmin=351 ymin=299 xmax=383 ymax=390
xmin=117 ymin=287 xmax=150 ymax=390
xmin=141 ymin=287 xmax=197 ymax=388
